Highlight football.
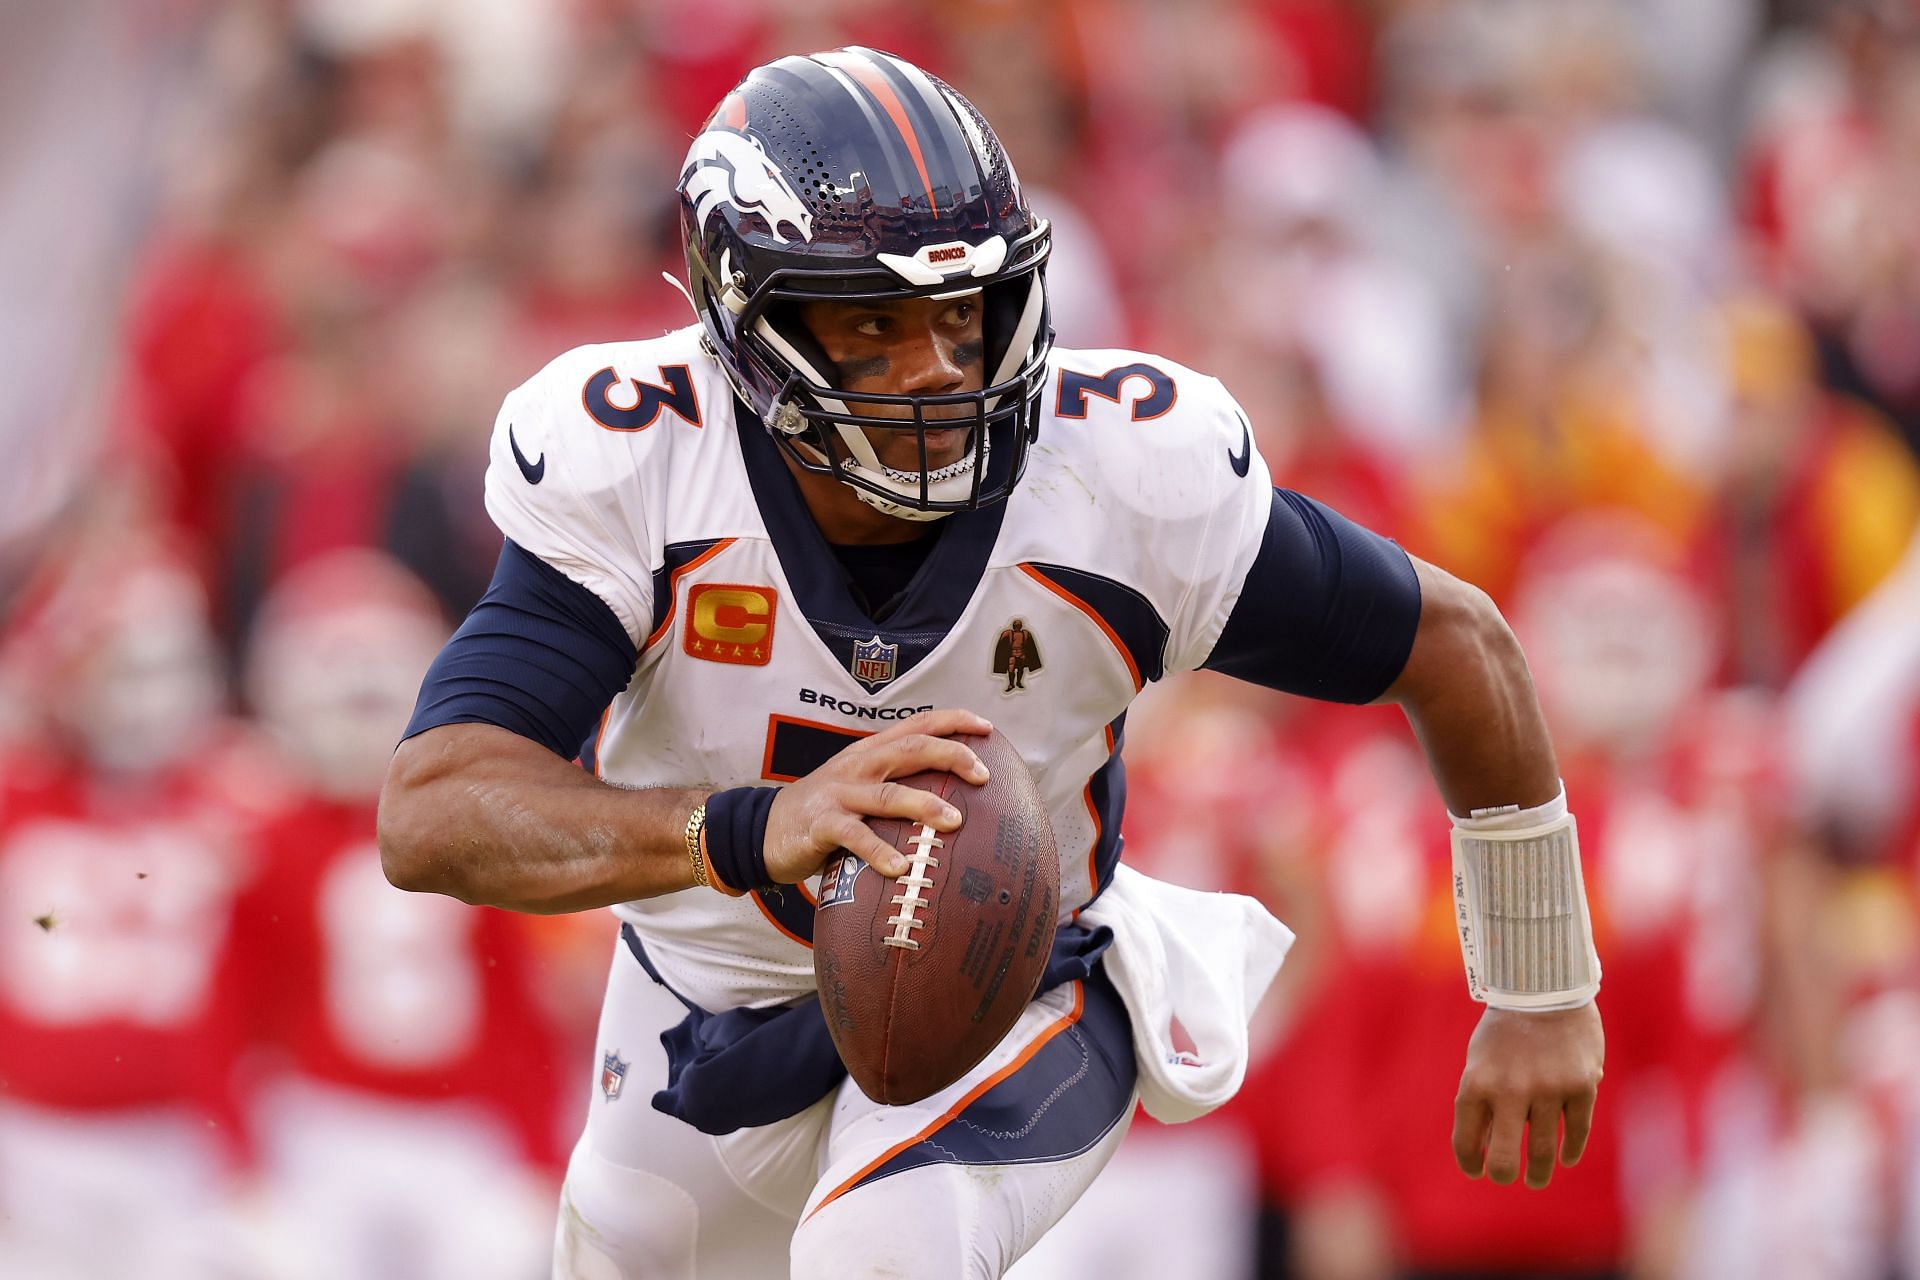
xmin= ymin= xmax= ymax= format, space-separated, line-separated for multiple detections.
xmin=812 ymin=728 xmax=1060 ymax=1105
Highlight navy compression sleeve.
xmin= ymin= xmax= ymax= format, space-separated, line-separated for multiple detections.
xmin=402 ymin=540 xmax=638 ymax=758
xmin=1201 ymin=489 xmax=1422 ymax=703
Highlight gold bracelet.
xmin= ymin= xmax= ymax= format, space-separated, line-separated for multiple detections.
xmin=683 ymin=803 xmax=710 ymax=889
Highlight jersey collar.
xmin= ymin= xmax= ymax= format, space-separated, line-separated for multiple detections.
xmin=733 ymin=404 xmax=1008 ymax=685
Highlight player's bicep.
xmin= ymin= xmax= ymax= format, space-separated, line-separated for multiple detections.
xmin=1199 ymin=489 xmax=1421 ymax=703
xmin=402 ymin=540 xmax=639 ymax=758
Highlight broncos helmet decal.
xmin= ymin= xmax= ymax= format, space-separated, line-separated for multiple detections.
xmin=680 ymin=130 xmax=815 ymax=246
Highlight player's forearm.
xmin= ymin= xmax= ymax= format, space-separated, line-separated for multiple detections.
xmin=378 ymin=723 xmax=704 ymax=913
xmin=1381 ymin=557 xmax=1560 ymax=814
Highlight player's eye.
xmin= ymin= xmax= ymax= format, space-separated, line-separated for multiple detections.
xmin=943 ymin=300 xmax=977 ymax=327
xmin=854 ymin=315 xmax=893 ymax=337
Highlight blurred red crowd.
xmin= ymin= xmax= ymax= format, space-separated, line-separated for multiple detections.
xmin=5 ymin=1 xmax=1920 ymax=1277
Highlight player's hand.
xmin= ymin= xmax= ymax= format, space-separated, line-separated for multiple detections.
xmin=1452 ymin=1000 xmax=1604 ymax=1190
xmin=762 ymin=708 xmax=991 ymax=884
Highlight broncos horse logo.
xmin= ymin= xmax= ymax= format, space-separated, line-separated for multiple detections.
xmin=680 ymin=130 xmax=815 ymax=245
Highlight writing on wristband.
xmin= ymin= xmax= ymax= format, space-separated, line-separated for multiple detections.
xmin=1449 ymin=789 xmax=1601 ymax=1010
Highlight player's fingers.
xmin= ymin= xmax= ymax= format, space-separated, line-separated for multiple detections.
xmin=863 ymin=733 xmax=989 ymax=786
xmin=1525 ymin=1100 xmax=1562 ymax=1190
xmin=1482 ymin=1100 xmax=1526 ymax=1186
xmin=830 ymin=814 xmax=910 ymax=877
xmin=807 ymin=710 xmax=986 ymax=777
xmin=843 ymin=780 xmax=963 ymax=832
xmin=878 ymin=707 xmax=993 ymax=746
xmin=1452 ymin=1092 xmax=1491 ymax=1178
xmin=1560 ymin=1088 xmax=1597 ymax=1167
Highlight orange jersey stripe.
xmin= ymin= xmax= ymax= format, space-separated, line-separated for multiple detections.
xmin=645 ymin=539 xmax=737 ymax=649
xmin=750 ymin=891 xmax=814 ymax=948
xmin=1070 ymin=721 xmax=1116 ymax=920
xmin=805 ymin=980 xmax=1088 ymax=1221
xmin=1017 ymin=563 xmax=1143 ymax=691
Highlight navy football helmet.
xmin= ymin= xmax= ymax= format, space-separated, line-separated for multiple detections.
xmin=677 ymin=48 xmax=1052 ymax=520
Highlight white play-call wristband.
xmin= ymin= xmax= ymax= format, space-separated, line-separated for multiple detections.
xmin=1449 ymin=786 xmax=1601 ymax=1011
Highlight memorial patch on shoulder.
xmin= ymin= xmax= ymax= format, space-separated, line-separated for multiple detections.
xmin=991 ymin=617 xmax=1043 ymax=693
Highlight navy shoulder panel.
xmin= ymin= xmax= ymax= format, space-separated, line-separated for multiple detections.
xmin=402 ymin=540 xmax=639 ymax=758
xmin=1023 ymin=563 xmax=1168 ymax=687
xmin=1202 ymin=489 xmax=1420 ymax=704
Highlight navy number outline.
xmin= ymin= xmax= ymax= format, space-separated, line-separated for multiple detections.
xmin=749 ymin=716 xmax=874 ymax=946
xmin=583 ymin=365 xmax=703 ymax=432
xmin=1055 ymin=363 xmax=1178 ymax=421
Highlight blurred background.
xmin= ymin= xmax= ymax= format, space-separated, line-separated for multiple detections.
xmin=4 ymin=0 xmax=1920 ymax=1276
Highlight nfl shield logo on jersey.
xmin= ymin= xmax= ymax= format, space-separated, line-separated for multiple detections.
xmin=851 ymin=635 xmax=899 ymax=691
xmin=601 ymin=1050 xmax=629 ymax=1102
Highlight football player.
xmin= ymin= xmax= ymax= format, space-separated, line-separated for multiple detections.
xmin=379 ymin=48 xmax=1606 ymax=1279
xmin=239 ymin=550 xmax=560 ymax=1280
xmin=0 ymin=544 xmax=262 ymax=1279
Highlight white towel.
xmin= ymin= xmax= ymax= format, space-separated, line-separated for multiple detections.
xmin=1080 ymin=864 xmax=1294 ymax=1124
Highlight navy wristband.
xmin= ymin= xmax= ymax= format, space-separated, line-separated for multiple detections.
xmin=704 ymin=786 xmax=778 ymax=893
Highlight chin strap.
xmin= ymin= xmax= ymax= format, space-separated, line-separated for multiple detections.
xmin=788 ymin=435 xmax=979 ymax=523
xmin=662 ymin=270 xmax=700 ymax=320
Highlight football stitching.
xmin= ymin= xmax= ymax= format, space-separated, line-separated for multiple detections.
xmin=882 ymin=824 xmax=942 ymax=950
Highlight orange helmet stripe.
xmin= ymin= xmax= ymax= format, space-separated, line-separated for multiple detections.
xmin=816 ymin=48 xmax=938 ymax=212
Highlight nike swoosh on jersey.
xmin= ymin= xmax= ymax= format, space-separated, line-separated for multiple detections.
xmin=1227 ymin=415 xmax=1251 ymax=478
xmin=509 ymin=424 xmax=546 ymax=484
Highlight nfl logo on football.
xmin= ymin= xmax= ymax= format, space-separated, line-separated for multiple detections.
xmin=851 ymin=635 xmax=898 ymax=691
xmin=819 ymin=852 xmax=865 ymax=907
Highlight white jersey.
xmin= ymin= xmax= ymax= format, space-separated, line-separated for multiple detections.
xmin=485 ymin=325 xmax=1272 ymax=1014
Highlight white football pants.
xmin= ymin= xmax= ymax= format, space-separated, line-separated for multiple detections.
xmin=553 ymin=934 xmax=1137 ymax=1280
